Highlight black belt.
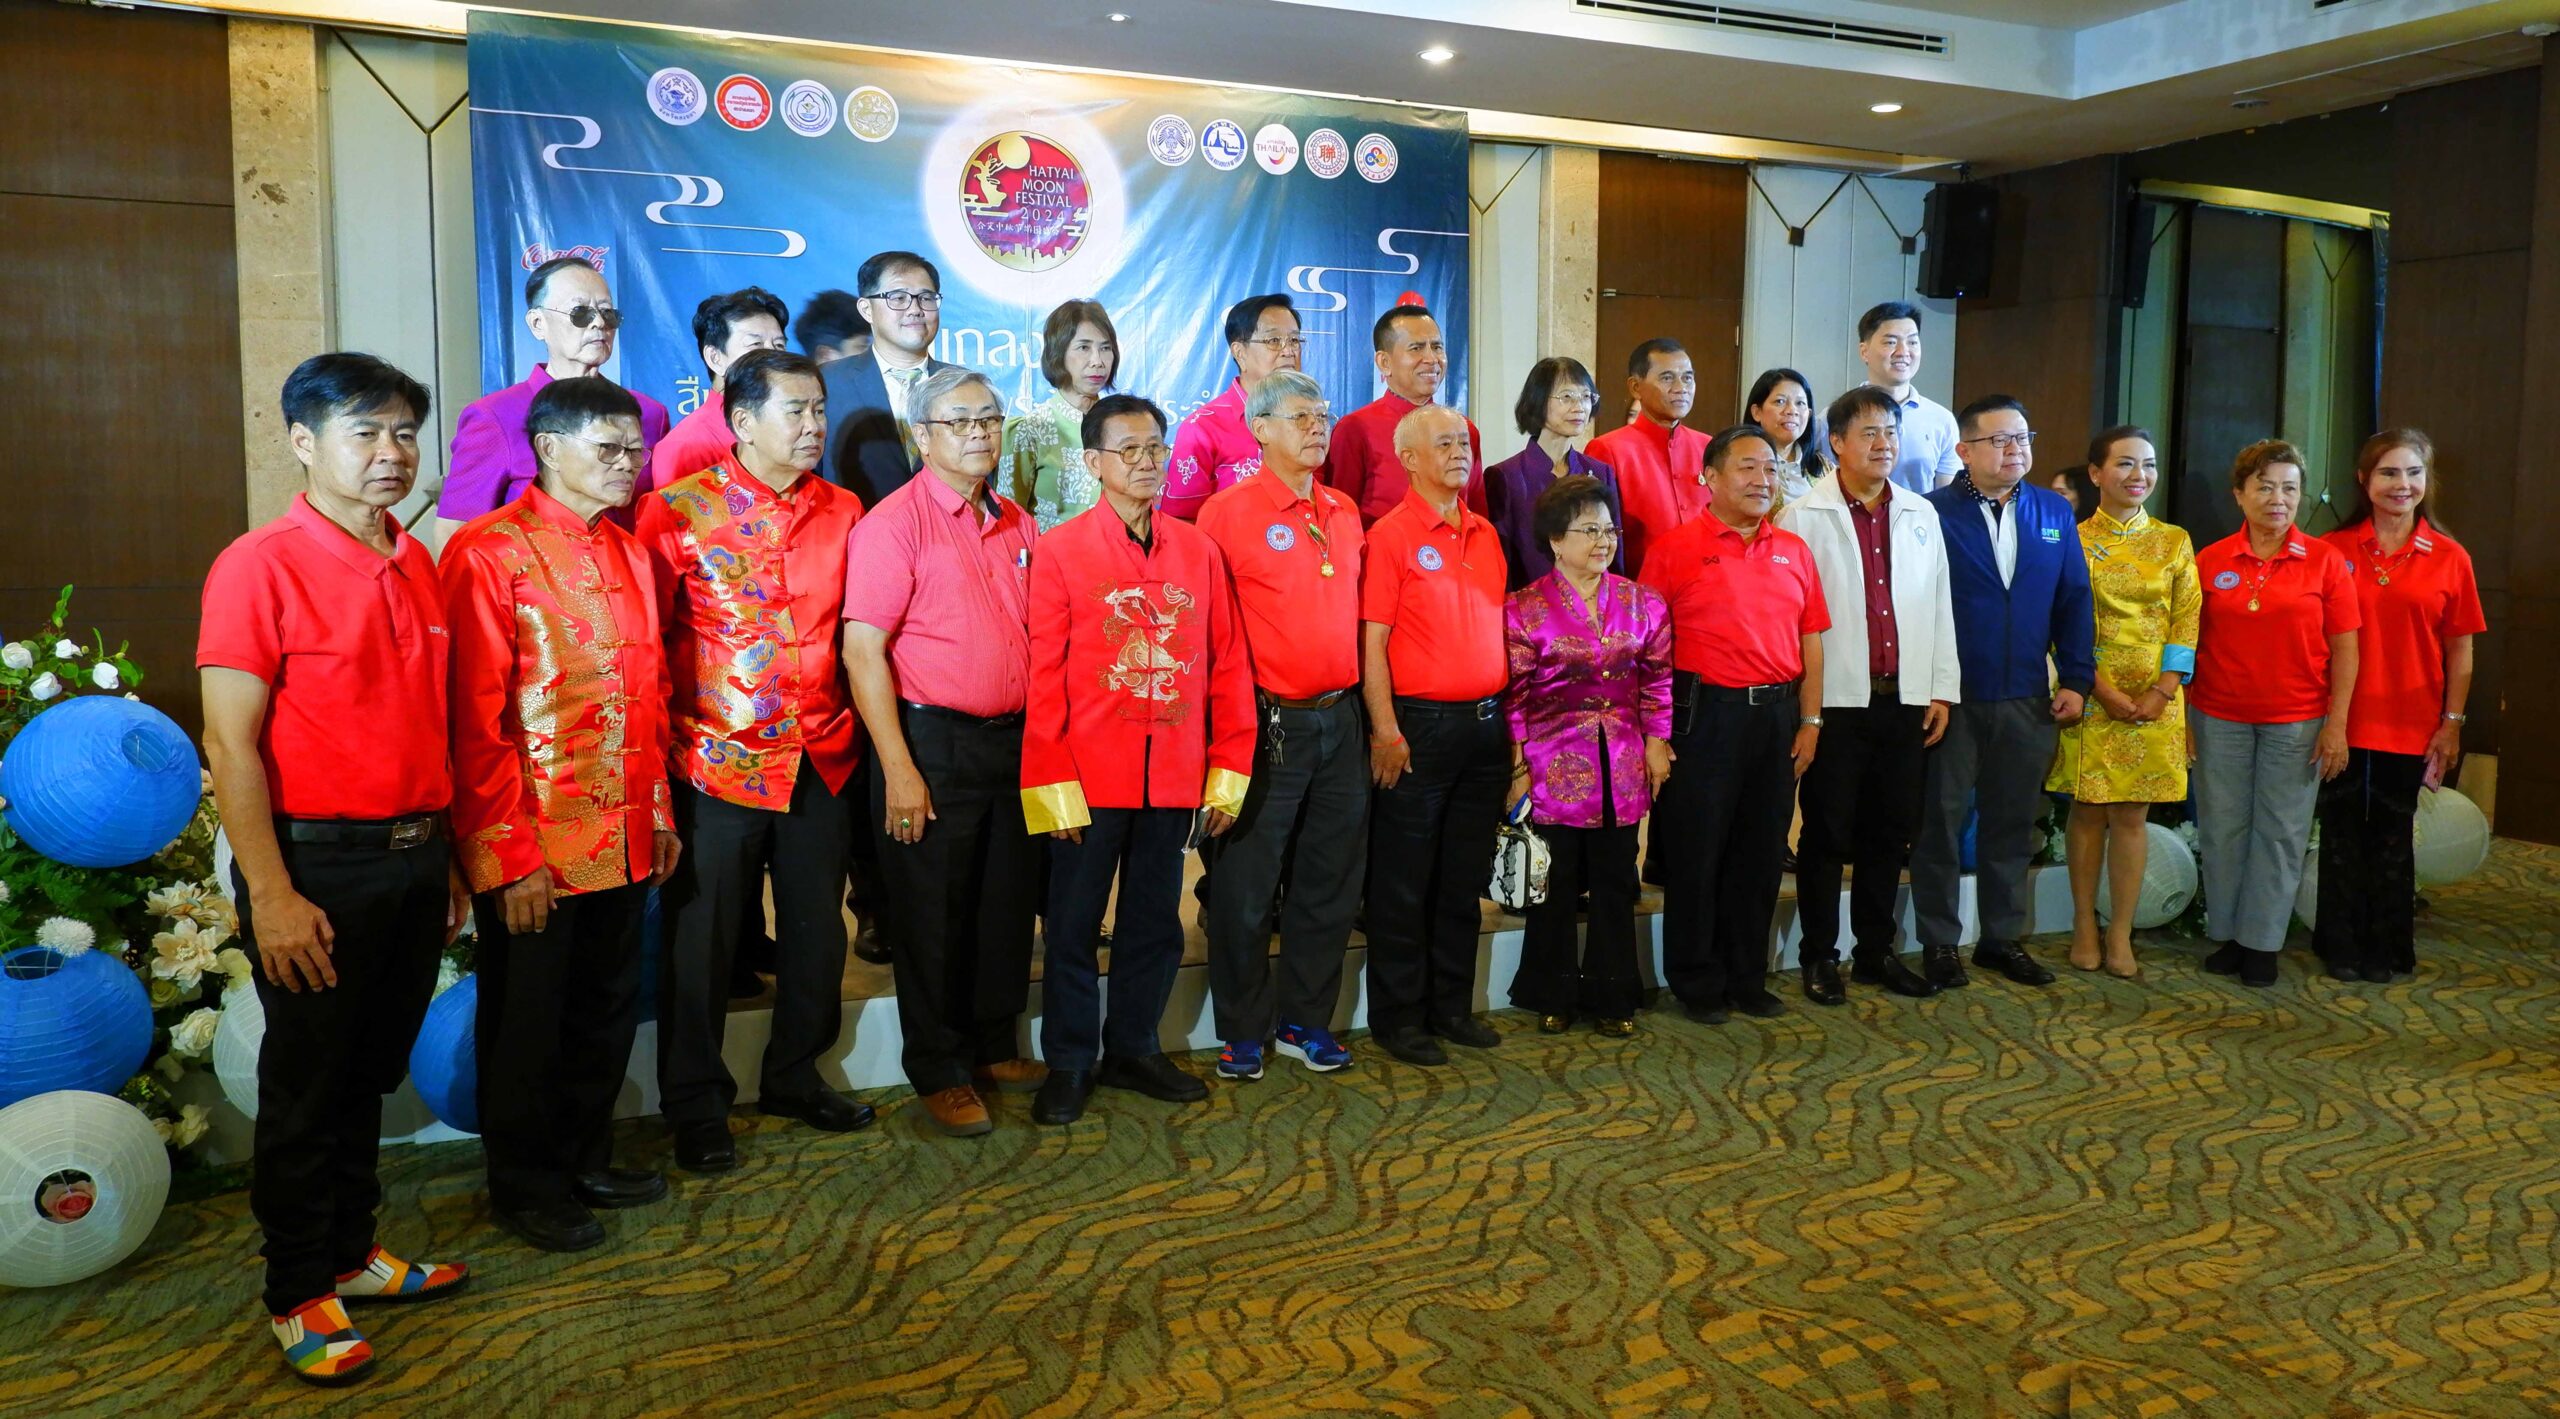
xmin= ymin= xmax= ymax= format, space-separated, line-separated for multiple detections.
xmin=1673 ymin=672 xmax=1801 ymax=706
xmin=1394 ymin=694 xmax=1501 ymax=721
xmin=275 ymin=814 xmax=443 ymax=850
xmin=900 ymin=700 xmax=1024 ymax=728
xmin=1259 ymin=688 xmax=1354 ymax=711
xmin=1871 ymin=672 xmax=1900 ymax=698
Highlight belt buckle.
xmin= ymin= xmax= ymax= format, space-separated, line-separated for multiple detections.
xmin=1476 ymin=697 xmax=1497 ymax=721
xmin=1750 ymin=684 xmax=1784 ymax=706
xmin=387 ymin=818 xmax=431 ymax=850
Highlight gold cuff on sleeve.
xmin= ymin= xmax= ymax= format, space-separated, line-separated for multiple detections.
xmin=1202 ymin=768 xmax=1251 ymax=818
xmin=1020 ymin=781 xmax=1092 ymax=836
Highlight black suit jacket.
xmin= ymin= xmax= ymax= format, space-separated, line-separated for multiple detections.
xmin=818 ymin=351 xmax=957 ymax=509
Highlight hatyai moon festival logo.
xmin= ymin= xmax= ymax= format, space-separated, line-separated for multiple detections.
xmin=958 ymin=131 xmax=1092 ymax=273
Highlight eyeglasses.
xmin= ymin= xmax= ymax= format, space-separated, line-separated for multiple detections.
xmin=541 ymin=304 xmax=623 ymax=331
xmin=1566 ymin=524 xmax=1620 ymax=541
xmin=865 ymin=288 xmax=943 ymax=310
xmin=1257 ymin=409 xmax=1331 ymax=430
xmin=1962 ymin=431 xmax=2037 ymax=451
xmin=1246 ymin=335 xmax=1307 ymax=353
xmin=1549 ymin=390 xmax=1597 ymax=408
xmin=921 ymin=415 xmax=1004 ymax=436
xmin=1101 ymin=442 xmax=1170 ymax=467
xmin=548 ymin=432 xmax=648 ymax=466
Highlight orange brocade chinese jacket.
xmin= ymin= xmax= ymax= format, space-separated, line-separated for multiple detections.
xmin=1019 ymin=504 xmax=1256 ymax=834
xmin=444 ymin=485 xmax=673 ymax=895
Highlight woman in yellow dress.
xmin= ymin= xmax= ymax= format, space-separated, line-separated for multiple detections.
xmin=2048 ymin=426 xmax=2201 ymax=978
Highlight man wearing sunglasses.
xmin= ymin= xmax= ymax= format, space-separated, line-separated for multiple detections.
xmin=440 ymin=255 xmax=669 ymax=539
xmin=818 ymin=249 xmax=962 ymax=509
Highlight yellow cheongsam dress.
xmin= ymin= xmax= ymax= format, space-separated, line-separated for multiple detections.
xmin=2048 ymin=507 xmax=2202 ymax=804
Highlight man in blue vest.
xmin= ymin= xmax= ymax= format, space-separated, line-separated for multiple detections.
xmin=1912 ymin=395 xmax=2094 ymax=988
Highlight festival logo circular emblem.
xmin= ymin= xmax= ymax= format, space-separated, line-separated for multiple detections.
xmin=646 ymin=67 xmax=707 ymax=127
xmin=1253 ymin=123 xmax=1301 ymax=175
xmin=1200 ymin=119 xmax=1248 ymax=171
xmin=779 ymin=80 xmax=837 ymax=138
xmin=1355 ymin=132 xmax=1400 ymax=183
xmin=1416 ymin=545 xmax=1444 ymax=572
xmin=1264 ymin=523 xmax=1297 ymax=552
xmin=958 ymin=131 xmax=1094 ymax=274
xmin=714 ymin=74 xmax=773 ymax=131
xmin=1147 ymin=114 xmax=1196 ymax=167
xmin=2212 ymin=570 xmax=2242 ymax=590
xmin=844 ymin=85 xmax=900 ymax=142
xmin=1304 ymin=128 xmax=1350 ymax=179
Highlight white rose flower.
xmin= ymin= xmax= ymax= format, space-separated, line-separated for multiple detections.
xmin=0 ymin=642 xmax=30 ymax=670
xmin=28 ymin=672 xmax=60 ymax=701
xmin=172 ymin=1103 xmax=211 ymax=1148
xmin=91 ymin=662 xmax=120 ymax=690
xmin=169 ymin=1006 xmax=221 ymax=1059
xmin=216 ymin=946 xmax=254 ymax=990
xmin=35 ymin=916 xmax=96 ymax=955
xmin=53 ymin=639 xmax=81 ymax=659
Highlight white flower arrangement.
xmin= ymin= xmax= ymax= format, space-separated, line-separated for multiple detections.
xmin=35 ymin=915 xmax=95 ymax=955
xmin=168 ymin=1006 xmax=221 ymax=1059
xmin=91 ymin=662 xmax=119 ymax=690
xmin=216 ymin=946 xmax=254 ymax=991
xmin=150 ymin=919 xmax=225 ymax=993
xmin=0 ymin=642 xmax=29 ymax=671
xmin=151 ymin=1104 xmax=210 ymax=1148
xmin=51 ymin=639 xmax=81 ymax=660
xmin=26 ymin=672 xmax=59 ymax=702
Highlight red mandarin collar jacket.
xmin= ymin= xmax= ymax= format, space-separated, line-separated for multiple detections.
xmin=1020 ymin=502 xmax=1256 ymax=833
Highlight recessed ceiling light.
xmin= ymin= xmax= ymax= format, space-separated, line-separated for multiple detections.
xmin=1418 ymin=46 xmax=1455 ymax=64
xmin=1870 ymin=102 xmax=1903 ymax=114
xmin=1107 ymin=11 xmax=1129 ymax=21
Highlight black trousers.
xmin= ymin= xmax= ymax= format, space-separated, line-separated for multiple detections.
xmin=1365 ymin=698 xmax=1509 ymax=1032
xmin=1043 ymin=807 xmax=1189 ymax=1070
xmin=1658 ymin=688 xmax=1797 ymax=1008
xmin=233 ymin=833 xmax=446 ymax=1316
xmin=2315 ymin=747 xmax=2425 ymax=974
xmin=1510 ymin=822 xmax=1642 ymax=1018
xmin=1204 ymin=694 xmax=1368 ymax=1041
xmin=1794 ymin=693 xmax=1928 ymax=963
xmin=874 ymin=706 xmax=1037 ymax=1094
xmin=473 ymin=881 xmax=646 ymax=1211
xmin=660 ymin=770 xmax=850 ymax=1124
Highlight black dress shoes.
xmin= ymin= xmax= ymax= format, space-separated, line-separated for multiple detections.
xmin=1682 ymin=998 xmax=1730 ymax=1026
xmin=1973 ymin=940 xmax=2056 ymax=986
xmin=1096 ymin=1053 xmax=1208 ymax=1103
xmin=673 ymin=1120 xmax=737 ymax=1174
xmin=1730 ymin=987 xmax=1786 ymax=1019
xmin=1922 ymin=943 xmax=1969 ymax=989
xmin=758 ymin=1090 xmax=877 ymax=1133
xmin=1800 ymin=958 xmax=1847 ymax=1006
xmin=853 ymin=919 xmax=893 ymax=966
xmin=1377 ymin=1025 xmax=1448 ymax=1066
xmin=572 ymin=1168 xmax=668 ymax=1209
xmin=2323 ymin=956 xmax=2365 ymax=982
xmin=1432 ymin=1015 xmax=1501 ymax=1049
xmin=1031 ymin=1069 xmax=1095 ymax=1125
xmin=496 ymin=1198 xmax=605 ymax=1253
xmin=1852 ymin=951 xmax=1939 ymax=998
xmin=2240 ymin=949 xmax=2278 ymax=988
xmin=2201 ymin=941 xmax=2244 ymax=976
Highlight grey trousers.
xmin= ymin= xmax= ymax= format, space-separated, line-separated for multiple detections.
xmin=1913 ymin=697 xmax=2058 ymax=948
xmin=1204 ymin=695 xmax=1369 ymax=1042
xmin=2192 ymin=709 xmax=2323 ymax=954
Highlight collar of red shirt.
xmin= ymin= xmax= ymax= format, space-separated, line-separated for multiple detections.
xmin=523 ymin=481 xmax=615 ymax=540
xmin=2235 ymin=530 xmax=2311 ymax=562
xmin=1625 ymin=417 xmax=1679 ymax=457
xmin=1246 ymin=465 xmax=1333 ymax=513
xmin=287 ymin=492 xmax=416 ymax=574
xmin=1705 ymin=515 xmax=1775 ymax=557
xmin=2358 ymin=517 xmax=2438 ymax=556
xmin=1399 ymin=484 xmax=1477 ymax=533
xmin=712 ymin=452 xmax=817 ymax=509
xmin=914 ymin=464 xmax=1005 ymax=523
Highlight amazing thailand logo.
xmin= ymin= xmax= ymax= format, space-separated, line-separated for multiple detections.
xmin=959 ymin=131 xmax=1094 ymax=273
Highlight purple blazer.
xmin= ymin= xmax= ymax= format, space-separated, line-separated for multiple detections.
xmin=438 ymin=365 xmax=672 ymax=526
xmin=1484 ymin=443 xmax=1623 ymax=589
xmin=1502 ymin=571 xmax=1674 ymax=830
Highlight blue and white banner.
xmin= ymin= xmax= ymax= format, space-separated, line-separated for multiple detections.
xmin=467 ymin=12 xmax=1469 ymax=425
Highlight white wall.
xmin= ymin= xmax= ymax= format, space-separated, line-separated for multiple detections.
xmin=1468 ymin=141 xmax=1546 ymax=447
xmin=1740 ymin=168 xmax=1956 ymax=419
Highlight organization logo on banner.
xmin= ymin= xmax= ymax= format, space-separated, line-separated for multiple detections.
xmin=1147 ymin=114 xmax=1196 ymax=166
xmin=1254 ymin=123 xmax=1301 ymax=175
xmin=520 ymin=243 xmax=609 ymax=272
xmin=958 ymin=131 xmax=1094 ymax=273
xmin=845 ymin=85 xmax=900 ymax=142
xmin=780 ymin=80 xmax=837 ymax=137
xmin=1200 ymin=119 xmax=1247 ymax=171
xmin=715 ymin=74 xmax=773 ymax=130
xmin=645 ymin=67 xmax=707 ymax=126
xmin=1305 ymin=128 xmax=1350 ymax=179
xmin=1355 ymin=133 xmax=1400 ymax=183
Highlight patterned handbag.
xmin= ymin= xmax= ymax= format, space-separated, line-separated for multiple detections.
xmin=1488 ymin=795 xmax=1552 ymax=912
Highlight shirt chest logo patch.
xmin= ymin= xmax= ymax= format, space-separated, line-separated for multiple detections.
xmin=2040 ymin=526 xmax=2063 ymax=543
xmin=1770 ymin=554 xmax=1791 ymax=565
xmin=1265 ymin=523 xmax=1297 ymax=552
xmin=1416 ymin=545 xmax=1444 ymax=572
xmin=2213 ymin=570 xmax=2242 ymax=590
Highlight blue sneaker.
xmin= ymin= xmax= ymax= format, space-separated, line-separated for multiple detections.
xmin=1217 ymin=1040 xmax=1264 ymax=1081
xmin=1274 ymin=1023 xmax=1351 ymax=1072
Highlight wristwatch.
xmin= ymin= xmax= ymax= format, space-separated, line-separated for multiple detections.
xmin=1800 ymin=715 xmax=1824 ymax=727
xmin=2443 ymin=712 xmax=2468 ymax=724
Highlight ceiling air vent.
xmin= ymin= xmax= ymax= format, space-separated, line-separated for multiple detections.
xmin=1571 ymin=0 xmax=1949 ymax=56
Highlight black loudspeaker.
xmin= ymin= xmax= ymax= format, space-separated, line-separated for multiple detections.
xmin=1917 ymin=182 xmax=1998 ymax=300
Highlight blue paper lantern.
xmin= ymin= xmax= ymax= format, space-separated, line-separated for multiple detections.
xmin=1 ymin=697 xmax=201 ymax=868
xmin=0 ymin=947 xmax=154 ymax=1110
xmin=407 ymin=976 xmax=479 ymax=1134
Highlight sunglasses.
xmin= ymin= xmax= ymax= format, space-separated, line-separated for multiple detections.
xmin=542 ymin=303 xmax=624 ymax=331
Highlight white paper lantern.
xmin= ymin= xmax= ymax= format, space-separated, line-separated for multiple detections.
xmin=212 ymin=982 xmax=264 ymax=1120
xmin=0 ymin=1091 xmax=170 ymax=1288
xmin=2414 ymin=787 xmax=2491 ymax=887
xmin=2096 ymin=822 xmax=2199 ymax=929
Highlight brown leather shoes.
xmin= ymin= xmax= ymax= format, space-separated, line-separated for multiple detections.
xmin=919 ymin=1086 xmax=993 ymax=1137
xmin=972 ymin=1058 xmax=1049 ymax=1095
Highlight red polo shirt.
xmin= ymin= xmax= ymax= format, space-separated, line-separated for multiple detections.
xmin=2190 ymin=529 xmax=2361 ymax=725
xmin=651 ymin=392 xmax=732 ymax=488
xmin=1359 ymin=489 xmax=1509 ymax=701
xmin=843 ymin=469 xmax=1037 ymax=718
xmin=1638 ymin=514 xmax=1830 ymax=686
xmin=1588 ymin=417 xmax=1711 ymax=578
xmin=1197 ymin=470 xmax=1366 ymax=698
xmin=2323 ymin=519 xmax=2485 ymax=755
xmin=197 ymin=493 xmax=451 ymax=819
xmin=1321 ymin=390 xmax=1487 ymax=525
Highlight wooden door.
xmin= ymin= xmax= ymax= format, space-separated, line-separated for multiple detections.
xmin=1595 ymin=153 xmax=1747 ymax=434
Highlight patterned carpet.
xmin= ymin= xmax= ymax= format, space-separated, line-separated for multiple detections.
xmin=4 ymin=843 xmax=2557 ymax=1418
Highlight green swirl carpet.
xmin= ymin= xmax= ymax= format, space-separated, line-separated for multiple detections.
xmin=4 ymin=843 xmax=2557 ymax=1417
